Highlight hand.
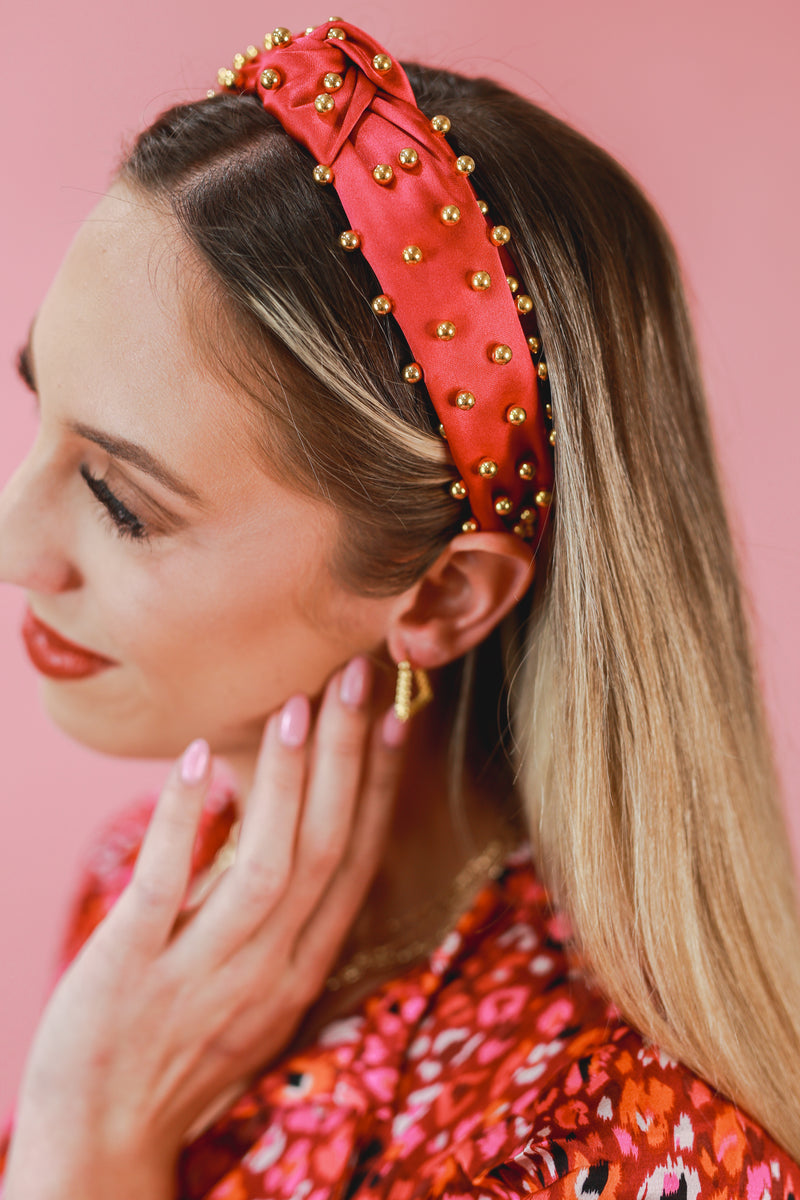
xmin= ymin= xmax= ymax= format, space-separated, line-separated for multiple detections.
xmin=4 ymin=657 xmax=405 ymax=1200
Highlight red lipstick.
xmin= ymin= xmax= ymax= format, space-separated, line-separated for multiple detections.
xmin=21 ymin=607 xmax=117 ymax=680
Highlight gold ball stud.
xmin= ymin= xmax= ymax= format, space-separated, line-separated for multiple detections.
xmin=450 ymin=480 xmax=468 ymax=499
xmin=313 ymin=164 xmax=334 ymax=184
xmin=327 ymin=26 xmax=346 ymax=39
xmin=218 ymin=67 xmax=237 ymax=88
xmin=494 ymin=496 xmax=513 ymax=515
xmin=513 ymin=524 xmax=528 ymax=538
xmin=477 ymin=200 xmax=489 ymax=214
xmin=491 ymin=344 xmax=513 ymax=364
xmin=519 ymin=508 xmax=535 ymax=523
xmin=506 ymin=406 xmax=527 ymax=425
xmin=402 ymin=245 xmax=423 ymax=263
xmin=233 ymin=52 xmax=247 ymax=70
xmin=440 ymin=205 xmax=461 ymax=225
xmin=549 ymin=429 xmax=557 ymax=445
xmin=545 ymin=403 xmax=552 ymax=419
xmin=263 ymin=33 xmax=274 ymax=50
xmin=455 ymin=390 xmax=475 ymax=409
xmin=373 ymin=163 xmax=393 ymax=184
xmin=436 ymin=321 xmax=456 ymax=340
xmin=305 ymin=25 xmax=315 ymax=34
xmin=535 ymin=490 xmax=553 ymax=506
xmin=339 ymin=230 xmax=361 ymax=251
xmin=398 ymin=147 xmax=419 ymax=168
xmin=438 ymin=424 xmax=447 ymax=439
xmin=246 ymin=45 xmax=259 ymax=59
xmin=518 ymin=462 xmax=535 ymax=480
xmin=527 ymin=335 xmax=541 ymax=355
xmin=271 ymin=26 xmax=292 ymax=46
xmin=206 ymin=89 xmax=217 ymax=98
xmin=314 ymin=93 xmax=335 ymax=113
xmin=537 ymin=361 xmax=549 ymax=380
xmin=260 ymin=68 xmax=282 ymax=90
xmin=372 ymin=53 xmax=392 ymax=72
xmin=470 ymin=271 xmax=491 ymax=291
xmin=372 ymin=294 xmax=394 ymax=315
xmin=478 ymin=459 xmax=498 ymax=478
xmin=456 ymin=154 xmax=475 ymax=174
xmin=323 ymin=71 xmax=343 ymax=90
xmin=461 ymin=519 xmax=479 ymax=533
xmin=506 ymin=275 xmax=519 ymax=294
xmin=516 ymin=294 xmax=534 ymax=314
xmin=490 ymin=225 xmax=511 ymax=245
xmin=431 ymin=114 xmax=451 ymax=133
xmin=402 ymin=363 xmax=422 ymax=383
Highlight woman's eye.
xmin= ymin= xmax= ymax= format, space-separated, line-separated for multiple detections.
xmin=80 ymin=465 xmax=150 ymax=542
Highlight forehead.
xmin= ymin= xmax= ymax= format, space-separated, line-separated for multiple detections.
xmin=32 ymin=185 xmax=270 ymax=512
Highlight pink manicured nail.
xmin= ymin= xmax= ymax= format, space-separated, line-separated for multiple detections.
xmin=340 ymin=656 xmax=371 ymax=708
xmin=180 ymin=738 xmax=210 ymax=785
xmin=381 ymin=709 xmax=409 ymax=748
xmin=279 ymin=694 xmax=311 ymax=748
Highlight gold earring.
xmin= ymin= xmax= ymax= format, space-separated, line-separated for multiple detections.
xmin=394 ymin=660 xmax=433 ymax=722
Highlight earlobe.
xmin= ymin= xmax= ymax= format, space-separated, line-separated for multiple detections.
xmin=387 ymin=532 xmax=537 ymax=671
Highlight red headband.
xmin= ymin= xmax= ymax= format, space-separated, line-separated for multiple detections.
xmin=215 ymin=20 xmax=555 ymax=539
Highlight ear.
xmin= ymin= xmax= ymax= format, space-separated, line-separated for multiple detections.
xmin=386 ymin=531 xmax=537 ymax=670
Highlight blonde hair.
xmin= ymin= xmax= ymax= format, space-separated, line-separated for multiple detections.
xmin=121 ymin=63 xmax=800 ymax=1158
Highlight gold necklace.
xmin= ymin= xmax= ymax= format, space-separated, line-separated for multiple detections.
xmin=324 ymin=838 xmax=509 ymax=991
xmin=184 ymin=821 xmax=510 ymax=991
xmin=183 ymin=820 xmax=241 ymax=910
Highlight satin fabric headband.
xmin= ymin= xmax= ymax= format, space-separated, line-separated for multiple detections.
xmin=214 ymin=19 xmax=555 ymax=539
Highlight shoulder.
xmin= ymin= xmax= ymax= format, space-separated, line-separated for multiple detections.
xmin=385 ymin=854 xmax=799 ymax=1197
xmin=450 ymin=1032 xmax=799 ymax=1199
xmin=57 ymin=778 xmax=238 ymax=970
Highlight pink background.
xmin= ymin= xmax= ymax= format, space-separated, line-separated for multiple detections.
xmin=1 ymin=0 xmax=797 ymax=1114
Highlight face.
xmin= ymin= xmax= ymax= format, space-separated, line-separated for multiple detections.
xmin=0 ymin=185 xmax=395 ymax=761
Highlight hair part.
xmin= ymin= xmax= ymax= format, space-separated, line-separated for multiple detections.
xmin=120 ymin=65 xmax=800 ymax=1158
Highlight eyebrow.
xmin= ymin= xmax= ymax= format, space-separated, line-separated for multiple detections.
xmin=16 ymin=333 xmax=206 ymax=508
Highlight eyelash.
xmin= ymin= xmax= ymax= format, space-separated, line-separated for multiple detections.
xmin=80 ymin=465 xmax=150 ymax=542
xmin=18 ymin=355 xmax=154 ymax=545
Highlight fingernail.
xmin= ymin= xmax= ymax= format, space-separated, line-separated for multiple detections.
xmin=340 ymin=656 xmax=371 ymax=708
xmin=381 ymin=709 xmax=409 ymax=748
xmin=180 ymin=738 xmax=210 ymax=785
xmin=279 ymin=694 xmax=311 ymax=748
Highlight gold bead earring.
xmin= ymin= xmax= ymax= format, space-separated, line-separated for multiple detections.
xmin=394 ymin=660 xmax=433 ymax=722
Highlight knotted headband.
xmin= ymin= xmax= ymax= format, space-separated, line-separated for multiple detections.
xmin=214 ymin=19 xmax=555 ymax=538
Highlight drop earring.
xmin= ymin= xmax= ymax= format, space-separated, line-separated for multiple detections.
xmin=394 ymin=659 xmax=433 ymax=722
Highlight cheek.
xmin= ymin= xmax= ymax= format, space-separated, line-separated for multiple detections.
xmin=87 ymin=529 xmax=368 ymax=701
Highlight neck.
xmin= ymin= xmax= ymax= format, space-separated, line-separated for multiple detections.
xmin=220 ymin=675 xmax=519 ymax=977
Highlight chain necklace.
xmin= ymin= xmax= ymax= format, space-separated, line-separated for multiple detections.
xmin=184 ymin=821 xmax=511 ymax=991
xmin=183 ymin=821 xmax=241 ymax=910
xmin=324 ymin=837 xmax=509 ymax=991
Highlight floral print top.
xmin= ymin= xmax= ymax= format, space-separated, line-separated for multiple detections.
xmin=3 ymin=783 xmax=798 ymax=1199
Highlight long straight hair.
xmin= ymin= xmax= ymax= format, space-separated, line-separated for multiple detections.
xmin=120 ymin=63 xmax=800 ymax=1158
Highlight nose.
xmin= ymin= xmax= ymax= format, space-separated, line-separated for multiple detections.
xmin=0 ymin=448 xmax=81 ymax=594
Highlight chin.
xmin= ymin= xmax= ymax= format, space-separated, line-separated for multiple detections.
xmin=35 ymin=674 xmax=267 ymax=763
xmin=36 ymin=674 xmax=183 ymax=760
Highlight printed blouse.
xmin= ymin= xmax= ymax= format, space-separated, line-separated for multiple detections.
xmin=3 ymin=782 xmax=797 ymax=1199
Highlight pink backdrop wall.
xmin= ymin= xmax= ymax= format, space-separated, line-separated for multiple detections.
xmin=1 ymin=0 xmax=797 ymax=1114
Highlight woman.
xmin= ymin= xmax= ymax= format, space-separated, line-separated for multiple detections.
xmin=0 ymin=17 xmax=798 ymax=1198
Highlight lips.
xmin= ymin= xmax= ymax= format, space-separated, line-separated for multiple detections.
xmin=21 ymin=607 xmax=117 ymax=680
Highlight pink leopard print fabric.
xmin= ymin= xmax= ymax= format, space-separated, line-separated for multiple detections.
xmin=2 ymin=789 xmax=797 ymax=1198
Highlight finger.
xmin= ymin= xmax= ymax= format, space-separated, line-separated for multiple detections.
xmin=284 ymin=656 xmax=374 ymax=925
xmin=170 ymin=695 xmax=311 ymax=965
xmin=176 ymin=658 xmax=375 ymax=994
xmin=290 ymin=707 xmax=407 ymax=992
xmin=99 ymin=739 xmax=212 ymax=957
